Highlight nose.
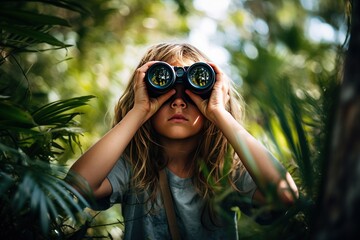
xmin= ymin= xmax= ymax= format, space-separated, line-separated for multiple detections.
xmin=170 ymin=84 xmax=187 ymax=109
xmin=171 ymin=97 xmax=187 ymax=109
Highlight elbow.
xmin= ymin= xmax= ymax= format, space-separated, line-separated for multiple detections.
xmin=277 ymin=175 xmax=299 ymax=206
xmin=279 ymin=187 xmax=299 ymax=206
xmin=65 ymin=170 xmax=95 ymax=199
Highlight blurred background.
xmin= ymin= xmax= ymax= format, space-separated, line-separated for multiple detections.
xmin=0 ymin=0 xmax=349 ymax=239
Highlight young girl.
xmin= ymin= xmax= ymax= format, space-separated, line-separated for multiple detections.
xmin=69 ymin=42 xmax=298 ymax=239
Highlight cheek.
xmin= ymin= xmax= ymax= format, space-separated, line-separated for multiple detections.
xmin=150 ymin=112 xmax=161 ymax=129
xmin=150 ymin=108 xmax=166 ymax=130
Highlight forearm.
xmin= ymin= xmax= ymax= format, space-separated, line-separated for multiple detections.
xmin=69 ymin=108 xmax=145 ymax=192
xmin=213 ymin=109 xmax=298 ymax=203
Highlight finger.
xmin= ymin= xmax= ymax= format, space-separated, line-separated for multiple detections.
xmin=222 ymin=76 xmax=230 ymax=98
xmin=225 ymin=93 xmax=230 ymax=105
xmin=149 ymin=90 xmax=175 ymax=115
xmin=207 ymin=62 xmax=231 ymax=97
xmin=185 ymin=90 xmax=206 ymax=111
xmin=207 ymin=62 xmax=230 ymax=85
xmin=156 ymin=89 xmax=176 ymax=106
xmin=137 ymin=60 xmax=159 ymax=73
xmin=134 ymin=61 xmax=160 ymax=90
xmin=207 ymin=62 xmax=223 ymax=79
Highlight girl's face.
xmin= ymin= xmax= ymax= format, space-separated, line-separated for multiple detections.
xmin=150 ymin=60 xmax=205 ymax=141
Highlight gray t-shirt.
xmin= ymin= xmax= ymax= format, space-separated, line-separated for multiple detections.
xmin=103 ymin=158 xmax=257 ymax=240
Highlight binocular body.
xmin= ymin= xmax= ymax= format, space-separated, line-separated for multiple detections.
xmin=145 ymin=61 xmax=216 ymax=98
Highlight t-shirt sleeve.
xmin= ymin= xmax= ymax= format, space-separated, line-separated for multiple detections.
xmin=234 ymin=168 xmax=286 ymax=225
xmin=107 ymin=157 xmax=132 ymax=204
xmin=92 ymin=157 xmax=131 ymax=210
xmin=234 ymin=168 xmax=258 ymax=202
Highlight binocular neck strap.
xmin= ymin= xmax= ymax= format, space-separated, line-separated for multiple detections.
xmin=159 ymin=169 xmax=181 ymax=240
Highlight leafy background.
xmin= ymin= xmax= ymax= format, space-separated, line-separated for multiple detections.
xmin=0 ymin=0 xmax=349 ymax=239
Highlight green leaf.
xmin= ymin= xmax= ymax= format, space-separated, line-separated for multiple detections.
xmin=31 ymin=0 xmax=91 ymax=15
xmin=13 ymin=174 xmax=35 ymax=211
xmin=39 ymin=192 xmax=50 ymax=234
xmin=0 ymin=172 xmax=14 ymax=196
xmin=0 ymin=24 xmax=71 ymax=47
xmin=32 ymin=95 xmax=95 ymax=125
xmin=0 ymin=9 xmax=70 ymax=27
xmin=44 ymin=175 xmax=88 ymax=215
xmin=56 ymin=177 xmax=91 ymax=208
xmin=0 ymin=101 xmax=35 ymax=127
xmin=289 ymin=92 xmax=313 ymax=195
xmin=44 ymin=190 xmax=60 ymax=220
xmin=30 ymin=183 xmax=42 ymax=211
xmin=51 ymin=141 xmax=65 ymax=151
xmin=41 ymin=180 xmax=78 ymax=221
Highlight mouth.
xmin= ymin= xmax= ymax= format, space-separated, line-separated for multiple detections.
xmin=169 ymin=114 xmax=188 ymax=121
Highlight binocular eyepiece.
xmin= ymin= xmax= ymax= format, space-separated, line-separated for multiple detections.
xmin=145 ymin=61 xmax=215 ymax=98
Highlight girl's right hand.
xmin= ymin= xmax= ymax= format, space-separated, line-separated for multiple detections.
xmin=132 ymin=61 xmax=175 ymax=123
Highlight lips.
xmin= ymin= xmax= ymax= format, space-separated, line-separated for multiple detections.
xmin=169 ymin=113 xmax=188 ymax=121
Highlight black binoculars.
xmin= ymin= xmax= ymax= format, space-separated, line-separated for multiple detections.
xmin=145 ymin=62 xmax=216 ymax=98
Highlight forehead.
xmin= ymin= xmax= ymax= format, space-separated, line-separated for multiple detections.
xmin=168 ymin=58 xmax=196 ymax=67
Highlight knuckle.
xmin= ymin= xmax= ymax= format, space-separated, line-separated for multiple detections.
xmin=135 ymin=68 xmax=143 ymax=75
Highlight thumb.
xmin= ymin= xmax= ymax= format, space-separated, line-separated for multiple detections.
xmin=185 ymin=90 xmax=207 ymax=112
xmin=156 ymin=89 xmax=176 ymax=106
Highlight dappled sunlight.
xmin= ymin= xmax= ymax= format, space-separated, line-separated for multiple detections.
xmin=193 ymin=115 xmax=201 ymax=126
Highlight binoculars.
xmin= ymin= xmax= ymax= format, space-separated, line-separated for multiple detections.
xmin=145 ymin=62 xmax=216 ymax=98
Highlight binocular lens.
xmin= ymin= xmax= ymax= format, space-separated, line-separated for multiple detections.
xmin=188 ymin=66 xmax=211 ymax=89
xmin=149 ymin=66 xmax=173 ymax=88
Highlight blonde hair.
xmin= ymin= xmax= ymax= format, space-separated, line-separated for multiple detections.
xmin=113 ymin=42 xmax=245 ymax=202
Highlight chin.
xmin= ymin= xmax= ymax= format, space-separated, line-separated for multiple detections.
xmin=160 ymin=131 xmax=201 ymax=141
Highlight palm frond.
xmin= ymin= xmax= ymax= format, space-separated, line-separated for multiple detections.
xmin=0 ymin=101 xmax=35 ymax=128
xmin=1 ymin=151 xmax=92 ymax=235
xmin=0 ymin=95 xmax=95 ymax=237
xmin=1 ymin=24 xmax=72 ymax=48
xmin=24 ymin=0 xmax=91 ymax=15
xmin=32 ymin=95 xmax=95 ymax=126
xmin=0 ymin=9 xmax=71 ymax=27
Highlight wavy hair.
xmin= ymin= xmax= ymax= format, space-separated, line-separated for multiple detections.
xmin=113 ymin=42 xmax=245 ymax=203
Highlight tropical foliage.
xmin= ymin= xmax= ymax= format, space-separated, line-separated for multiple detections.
xmin=0 ymin=1 xmax=94 ymax=239
xmin=0 ymin=0 xmax=350 ymax=239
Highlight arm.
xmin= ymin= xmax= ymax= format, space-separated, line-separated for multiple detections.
xmin=212 ymin=109 xmax=298 ymax=204
xmin=68 ymin=61 xmax=175 ymax=198
xmin=69 ymin=108 xmax=146 ymax=198
xmin=187 ymin=63 xmax=298 ymax=205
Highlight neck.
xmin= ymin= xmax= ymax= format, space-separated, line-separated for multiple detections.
xmin=159 ymin=136 xmax=199 ymax=178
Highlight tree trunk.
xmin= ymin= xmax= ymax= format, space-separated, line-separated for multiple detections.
xmin=313 ymin=1 xmax=360 ymax=239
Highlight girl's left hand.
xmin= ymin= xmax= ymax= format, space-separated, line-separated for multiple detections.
xmin=186 ymin=62 xmax=230 ymax=123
